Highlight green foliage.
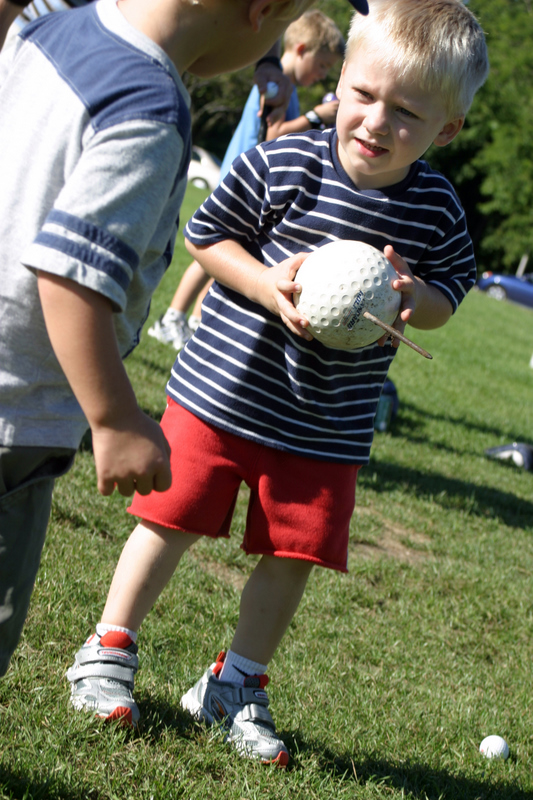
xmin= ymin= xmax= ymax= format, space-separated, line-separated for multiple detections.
xmin=185 ymin=68 xmax=256 ymax=161
xmin=1 ymin=186 xmax=533 ymax=798
xmin=412 ymin=0 xmax=533 ymax=272
xmin=470 ymin=0 xmax=533 ymax=269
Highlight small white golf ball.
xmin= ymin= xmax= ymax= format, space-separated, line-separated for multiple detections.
xmin=293 ymin=240 xmax=400 ymax=350
xmin=479 ymin=735 xmax=509 ymax=760
xmin=265 ymin=81 xmax=279 ymax=100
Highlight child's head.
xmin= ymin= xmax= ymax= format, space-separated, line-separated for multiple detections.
xmin=345 ymin=0 xmax=489 ymax=118
xmin=181 ymin=0 xmax=317 ymax=78
xmin=334 ymin=0 xmax=489 ymax=190
xmin=282 ymin=10 xmax=345 ymax=86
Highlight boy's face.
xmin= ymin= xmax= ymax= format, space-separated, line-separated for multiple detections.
xmin=335 ymin=44 xmax=463 ymax=190
xmin=293 ymin=46 xmax=340 ymax=87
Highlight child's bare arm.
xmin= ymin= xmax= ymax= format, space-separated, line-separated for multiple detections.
xmin=186 ymin=238 xmax=312 ymax=340
xmin=37 ymin=272 xmax=171 ymax=497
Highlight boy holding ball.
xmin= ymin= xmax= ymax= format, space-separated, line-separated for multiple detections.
xmin=68 ymin=0 xmax=488 ymax=766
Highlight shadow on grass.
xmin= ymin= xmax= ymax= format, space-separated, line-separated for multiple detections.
xmin=0 ymin=705 xmax=195 ymax=800
xmin=394 ymin=399 xmax=533 ymax=451
xmin=360 ymin=456 xmax=533 ymax=529
xmin=3 ymin=716 xmax=527 ymax=799
xmin=135 ymin=692 xmax=194 ymax=740
xmin=287 ymin=734 xmax=533 ymax=799
xmin=0 ymin=766 xmax=94 ymax=800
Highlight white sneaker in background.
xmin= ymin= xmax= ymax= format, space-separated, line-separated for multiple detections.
xmin=148 ymin=309 xmax=192 ymax=351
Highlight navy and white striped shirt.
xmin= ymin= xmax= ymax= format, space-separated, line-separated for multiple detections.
xmin=171 ymin=129 xmax=475 ymax=465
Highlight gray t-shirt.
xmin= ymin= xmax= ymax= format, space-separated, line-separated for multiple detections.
xmin=0 ymin=0 xmax=191 ymax=448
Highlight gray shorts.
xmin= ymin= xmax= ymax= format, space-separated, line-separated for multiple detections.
xmin=0 ymin=445 xmax=75 ymax=676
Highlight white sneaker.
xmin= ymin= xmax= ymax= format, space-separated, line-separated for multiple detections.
xmin=66 ymin=631 xmax=140 ymax=727
xmin=188 ymin=314 xmax=201 ymax=332
xmin=148 ymin=311 xmax=192 ymax=351
xmin=181 ymin=651 xmax=289 ymax=766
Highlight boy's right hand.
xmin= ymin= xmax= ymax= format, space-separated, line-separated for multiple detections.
xmin=91 ymin=408 xmax=172 ymax=497
xmin=184 ymin=241 xmax=313 ymax=339
xmin=254 ymin=252 xmax=314 ymax=340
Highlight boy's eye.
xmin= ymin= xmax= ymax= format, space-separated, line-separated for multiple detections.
xmin=398 ymin=107 xmax=417 ymax=119
xmin=355 ymin=88 xmax=373 ymax=101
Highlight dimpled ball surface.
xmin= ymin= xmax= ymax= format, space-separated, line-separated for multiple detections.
xmin=479 ymin=735 xmax=510 ymax=760
xmin=294 ymin=240 xmax=400 ymax=350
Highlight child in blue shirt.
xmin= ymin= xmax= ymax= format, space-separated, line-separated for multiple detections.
xmin=68 ymin=0 xmax=488 ymax=768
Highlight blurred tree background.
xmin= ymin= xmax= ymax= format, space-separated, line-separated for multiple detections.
xmin=184 ymin=0 xmax=533 ymax=275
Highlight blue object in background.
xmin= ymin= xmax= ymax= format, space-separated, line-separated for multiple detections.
xmin=374 ymin=379 xmax=399 ymax=432
xmin=476 ymin=271 xmax=533 ymax=309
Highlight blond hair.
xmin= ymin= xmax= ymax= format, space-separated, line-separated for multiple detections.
xmin=346 ymin=0 xmax=489 ymax=117
xmin=283 ymin=9 xmax=345 ymax=57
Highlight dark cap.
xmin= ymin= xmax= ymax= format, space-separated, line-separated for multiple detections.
xmin=347 ymin=0 xmax=369 ymax=14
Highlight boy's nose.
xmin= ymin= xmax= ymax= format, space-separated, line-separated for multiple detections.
xmin=364 ymin=104 xmax=389 ymax=135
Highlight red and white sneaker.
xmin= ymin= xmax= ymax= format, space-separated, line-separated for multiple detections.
xmin=181 ymin=652 xmax=289 ymax=766
xmin=66 ymin=631 xmax=139 ymax=727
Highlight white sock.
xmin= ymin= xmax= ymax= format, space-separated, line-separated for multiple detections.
xmin=162 ymin=308 xmax=185 ymax=324
xmin=96 ymin=622 xmax=137 ymax=644
xmin=219 ymin=649 xmax=267 ymax=685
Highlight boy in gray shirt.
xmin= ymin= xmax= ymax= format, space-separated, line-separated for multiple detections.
xmin=0 ymin=0 xmax=367 ymax=680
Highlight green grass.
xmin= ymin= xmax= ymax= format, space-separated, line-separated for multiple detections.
xmin=1 ymin=184 xmax=533 ymax=798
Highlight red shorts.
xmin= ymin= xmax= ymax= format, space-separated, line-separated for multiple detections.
xmin=129 ymin=400 xmax=360 ymax=572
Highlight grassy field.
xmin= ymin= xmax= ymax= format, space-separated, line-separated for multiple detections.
xmin=1 ymin=185 xmax=533 ymax=799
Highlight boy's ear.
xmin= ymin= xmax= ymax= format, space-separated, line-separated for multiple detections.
xmin=433 ymin=117 xmax=464 ymax=147
xmin=335 ymin=62 xmax=347 ymax=98
xmin=247 ymin=0 xmax=286 ymax=31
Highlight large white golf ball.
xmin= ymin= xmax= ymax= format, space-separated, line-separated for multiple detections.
xmin=479 ymin=735 xmax=510 ymax=760
xmin=294 ymin=240 xmax=400 ymax=350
